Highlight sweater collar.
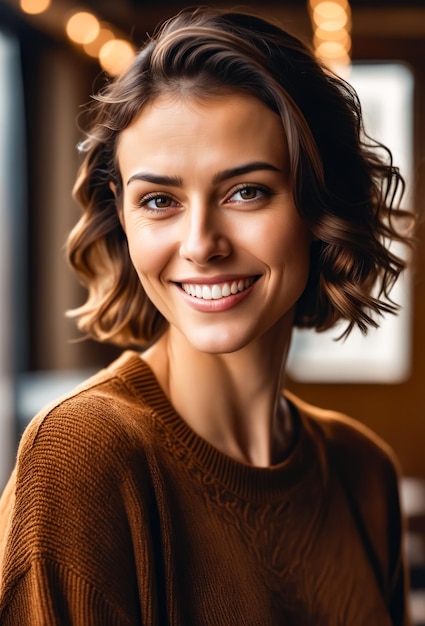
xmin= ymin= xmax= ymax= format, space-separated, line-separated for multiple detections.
xmin=111 ymin=350 xmax=328 ymax=503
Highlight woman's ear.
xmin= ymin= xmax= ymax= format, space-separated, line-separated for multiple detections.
xmin=109 ymin=181 xmax=126 ymax=231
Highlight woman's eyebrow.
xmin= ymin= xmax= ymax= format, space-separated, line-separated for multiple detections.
xmin=212 ymin=161 xmax=282 ymax=183
xmin=127 ymin=172 xmax=183 ymax=187
xmin=126 ymin=161 xmax=281 ymax=188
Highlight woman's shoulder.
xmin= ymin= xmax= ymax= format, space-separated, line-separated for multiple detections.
xmin=288 ymin=391 xmax=399 ymax=463
xmin=21 ymin=351 xmax=153 ymax=448
xmin=13 ymin=350 xmax=161 ymax=492
xmin=1 ymin=351 xmax=161 ymax=551
xmin=286 ymin=390 xmax=401 ymax=492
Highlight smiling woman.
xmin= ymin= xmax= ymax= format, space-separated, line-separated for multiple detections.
xmin=0 ymin=7 xmax=414 ymax=626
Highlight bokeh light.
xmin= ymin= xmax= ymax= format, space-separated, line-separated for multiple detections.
xmin=83 ymin=26 xmax=115 ymax=59
xmin=313 ymin=2 xmax=349 ymax=29
xmin=316 ymin=40 xmax=351 ymax=59
xmin=309 ymin=0 xmax=348 ymax=8
xmin=98 ymin=39 xmax=136 ymax=76
xmin=309 ymin=0 xmax=352 ymax=69
xmin=314 ymin=29 xmax=351 ymax=49
xmin=20 ymin=0 xmax=51 ymax=14
xmin=66 ymin=12 xmax=100 ymax=45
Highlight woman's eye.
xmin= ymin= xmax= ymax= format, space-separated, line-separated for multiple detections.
xmin=139 ymin=194 xmax=177 ymax=212
xmin=228 ymin=186 xmax=267 ymax=203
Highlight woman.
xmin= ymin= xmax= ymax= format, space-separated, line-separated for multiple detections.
xmin=0 ymin=7 xmax=413 ymax=625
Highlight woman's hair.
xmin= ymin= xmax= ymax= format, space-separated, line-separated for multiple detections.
xmin=67 ymin=7 xmax=412 ymax=347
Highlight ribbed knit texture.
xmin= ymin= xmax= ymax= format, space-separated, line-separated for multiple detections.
xmin=0 ymin=351 xmax=410 ymax=625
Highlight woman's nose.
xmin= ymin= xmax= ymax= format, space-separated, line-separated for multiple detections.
xmin=179 ymin=205 xmax=231 ymax=266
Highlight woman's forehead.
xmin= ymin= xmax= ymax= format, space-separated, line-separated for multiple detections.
xmin=116 ymin=93 xmax=288 ymax=180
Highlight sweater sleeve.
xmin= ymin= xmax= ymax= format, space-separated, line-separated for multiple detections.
xmin=0 ymin=395 xmax=144 ymax=625
xmin=1 ymin=559 xmax=137 ymax=626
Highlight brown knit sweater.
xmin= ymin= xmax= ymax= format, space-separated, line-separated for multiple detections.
xmin=0 ymin=351 xmax=410 ymax=625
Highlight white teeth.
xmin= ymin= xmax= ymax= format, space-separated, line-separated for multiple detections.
xmin=222 ymin=283 xmax=231 ymax=297
xmin=181 ymin=278 xmax=255 ymax=300
xmin=202 ymin=285 xmax=212 ymax=300
xmin=211 ymin=285 xmax=222 ymax=299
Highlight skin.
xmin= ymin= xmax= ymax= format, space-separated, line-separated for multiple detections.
xmin=116 ymin=93 xmax=312 ymax=467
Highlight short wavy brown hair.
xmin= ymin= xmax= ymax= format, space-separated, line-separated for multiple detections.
xmin=67 ymin=7 xmax=412 ymax=347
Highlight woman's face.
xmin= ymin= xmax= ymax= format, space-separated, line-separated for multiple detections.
xmin=116 ymin=93 xmax=311 ymax=354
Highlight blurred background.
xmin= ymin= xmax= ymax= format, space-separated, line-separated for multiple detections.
xmin=0 ymin=0 xmax=424 ymax=620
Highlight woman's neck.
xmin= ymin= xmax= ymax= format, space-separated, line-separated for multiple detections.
xmin=141 ymin=322 xmax=295 ymax=467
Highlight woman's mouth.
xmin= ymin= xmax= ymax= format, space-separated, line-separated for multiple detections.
xmin=180 ymin=277 xmax=257 ymax=300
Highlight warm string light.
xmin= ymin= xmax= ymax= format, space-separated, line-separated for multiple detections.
xmin=66 ymin=12 xmax=100 ymax=45
xmin=309 ymin=0 xmax=352 ymax=71
xmin=98 ymin=39 xmax=136 ymax=76
xmin=20 ymin=0 xmax=51 ymax=15
xmin=65 ymin=10 xmax=136 ymax=76
xmin=19 ymin=2 xmax=136 ymax=76
xmin=83 ymin=26 xmax=115 ymax=59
